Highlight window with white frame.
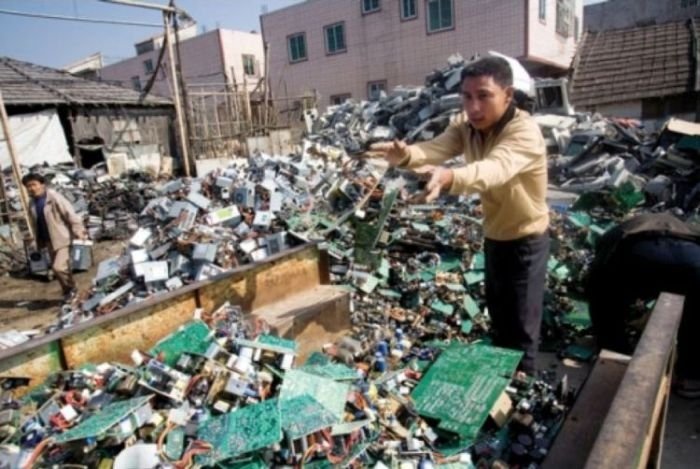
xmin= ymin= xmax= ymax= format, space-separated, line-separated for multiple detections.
xmin=401 ymin=0 xmax=417 ymax=19
xmin=243 ymin=54 xmax=256 ymax=76
xmin=367 ymin=80 xmax=387 ymax=100
xmin=143 ymin=59 xmax=154 ymax=75
xmin=362 ymin=0 xmax=380 ymax=14
xmin=131 ymin=76 xmax=142 ymax=91
xmin=288 ymin=33 xmax=307 ymax=63
xmin=324 ymin=22 xmax=346 ymax=54
xmin=330 ymin=93 xmax=352 ymax=105
xmin=539 ymin=0 xmax=547 ymax=21
xmin=427 ymin=0 xmax=454 ymax=33
xmin=556 ymin=0 xmax=573 ymax=37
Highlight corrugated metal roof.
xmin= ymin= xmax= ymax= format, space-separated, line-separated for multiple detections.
xmin=570 ymin=18 xmax=700 ymax=107
xmin=0 ymin=56 xmax=172 ymax=107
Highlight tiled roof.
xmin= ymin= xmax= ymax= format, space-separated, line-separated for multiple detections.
xmin=0 ymin=56 xmax=172 ymax=107
xmin=570 ymin=18 xmax=700 ymax=107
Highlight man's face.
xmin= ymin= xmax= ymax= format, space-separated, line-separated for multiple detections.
xmin=24 ymin=180 xmax=46 ymax=199
xmin=461 ymin=75 xmax=514 ymax=132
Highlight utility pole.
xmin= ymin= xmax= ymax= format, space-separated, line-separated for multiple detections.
xmin=0 ymin=91 xmax=35 ymax=240
xmin=100 ymin=0 xmax=192 ymax=177
xmin=163 ymin=11 xmax=191 ymax=176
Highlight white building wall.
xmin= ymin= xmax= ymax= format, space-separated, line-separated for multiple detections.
xmin=100 ymin=29 xmax=264 ymax=97
xmin=528 ymin=0 xmax=583 ymax=68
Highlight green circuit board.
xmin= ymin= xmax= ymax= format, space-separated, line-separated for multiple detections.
xmin=411 ymin=344 xmax=522 ymax=440
xmin=54 ymin=395 xmax=153 ymax=443
xmin=196 ymin=398 xmax=282 ymax=465
xmin=280 ymin=394 xmax=340 ymax=439
xmin=149 ymin=320 xmax=213 ymax=367
xmin=279 ymin=369 xmax=349 ymax=421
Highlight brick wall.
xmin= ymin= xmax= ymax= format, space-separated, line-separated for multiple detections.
xmin=262 ymin=0 xmax=529 ymax=108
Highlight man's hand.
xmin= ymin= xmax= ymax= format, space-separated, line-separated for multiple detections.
xmin=413 ymin=165 xmax=454 ymax=203
xmin=367 ymin=140 xmax=410 ymax=167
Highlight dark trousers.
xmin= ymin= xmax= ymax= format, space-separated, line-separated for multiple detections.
xmin=485 ymin=233 xmax=550 ymax=373
xmin=588 ymin=237 xmax=700 ymax=379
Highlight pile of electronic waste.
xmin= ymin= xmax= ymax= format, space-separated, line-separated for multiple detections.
xmin=0 ymin=302 xmax=575 ymax=468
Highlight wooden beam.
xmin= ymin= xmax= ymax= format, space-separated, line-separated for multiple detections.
xmin=0 ymin=90 xmax=34 ymax=239
xmin=544 ymin=350 xmax=631 ymax=469
xmin=584 ymin=293 xmax=685 ymax=469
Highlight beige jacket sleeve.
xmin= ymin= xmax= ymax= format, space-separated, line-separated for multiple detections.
xmin=448 ymin=118 xmax=544 ymax=195
xmin=403 ymin=121 xmax=465 ymax=169
xmin=54 ymin=191 xmax=86 ymax=239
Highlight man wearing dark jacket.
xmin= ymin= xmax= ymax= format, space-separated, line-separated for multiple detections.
xmin=587 ymin=212 xmax=700 ymax=398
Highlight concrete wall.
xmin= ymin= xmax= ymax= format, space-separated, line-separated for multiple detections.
xmin=262 ymin=0 xmax=539 ymax=108
xmin=528 ymin=0 xmax=583 ymax=68
xmin=585 ymin=0 xmax=700 ymax=32
xmin=100 ymin=29 xmax=264 ymax=97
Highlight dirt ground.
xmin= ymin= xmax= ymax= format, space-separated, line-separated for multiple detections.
xmin=0 ymin=240 xmax=124 ymax=333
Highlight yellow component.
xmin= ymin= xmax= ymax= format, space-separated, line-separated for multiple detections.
xmin=98 ymin=458 xmax=114 ymax=469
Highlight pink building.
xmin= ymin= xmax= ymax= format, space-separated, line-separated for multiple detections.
xmin=262 ymin=0 xmax=583 ymax=107
xmin=100 ymin=26 xmax=265 ymax=96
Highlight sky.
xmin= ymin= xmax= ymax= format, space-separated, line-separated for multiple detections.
xmin=0 ymin=0 xmax=305 ymax=68
xmin=0 ymin=0 xmax=607 ymax=69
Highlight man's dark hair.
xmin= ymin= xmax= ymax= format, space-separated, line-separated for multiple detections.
xmin=21 ymin=173 xmax=46 ymax=186
xmin=461 ymin=57 xmax=513 ymax=88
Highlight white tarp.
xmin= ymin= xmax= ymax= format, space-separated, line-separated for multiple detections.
xmin=0 ymin=109 xmax=73 ymax=168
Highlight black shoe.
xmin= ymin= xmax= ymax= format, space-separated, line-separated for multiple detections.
xmin=62 ymin=289 xmax=77 ymax=302
xmin=674 ymin=379 xmax=700 ymax=399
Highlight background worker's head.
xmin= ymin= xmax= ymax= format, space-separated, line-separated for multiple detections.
xmin=21 ymin=173 xmax=47 ymax=198
xmin=460 ymin=57 xmax=514 ymax=132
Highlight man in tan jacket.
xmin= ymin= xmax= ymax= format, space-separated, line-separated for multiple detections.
xmin=22 ymin=173 xmax=86 ymax=299
xmin=370 ymin=57 xmax=549 ymax=373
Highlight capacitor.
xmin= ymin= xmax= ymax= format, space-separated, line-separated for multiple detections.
xmin=374 ymin=352 xmax=387 ymax=372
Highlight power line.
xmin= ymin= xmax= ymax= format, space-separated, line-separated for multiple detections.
xmin=0 ymin=8 xmax=162 ymax=27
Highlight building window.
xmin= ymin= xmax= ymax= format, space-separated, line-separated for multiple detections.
xmin=324 ymin=22 xmax=347 ymax=55
xmin=135 ymin=41 xmax=154 ymax=55
xmin=368 ymin=80 xmax=387 ymax=100
xmin=362 ymin=0 xmax=380 ymax=14
xmin=330 ymin=93 xmax=351 ymax=105
xmin=288 ymin=33 xmax=307 ymax=63
xmin=574 ymin=16 xmax=580 ymax=40
xmin=682 ymin=0 xmax=699 ymax=7
xmin=556 ymin=0 xmax=573 ymax=37
xmin=131 ymin=76 xmax=142 ymax=91
xmin=143 ymin=59 xmax=154 ymax=75
xmin=401 ymin=0 xmax=417 ymax=20
xmin=538 ymin=0 xmax=546 ymax=21
xmin=427 ymin=0 xmax=454 ymax=33
xmin=243 ymin=54 xmax=256 ymax=76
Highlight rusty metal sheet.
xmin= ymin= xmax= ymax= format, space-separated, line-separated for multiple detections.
xmin=0 ymin=341 xmax=63 ymax=395
xmin=197 ymin=245 xmax=322 ymax=314
xmin=61 ymin=293 xmax=198 ymax=368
